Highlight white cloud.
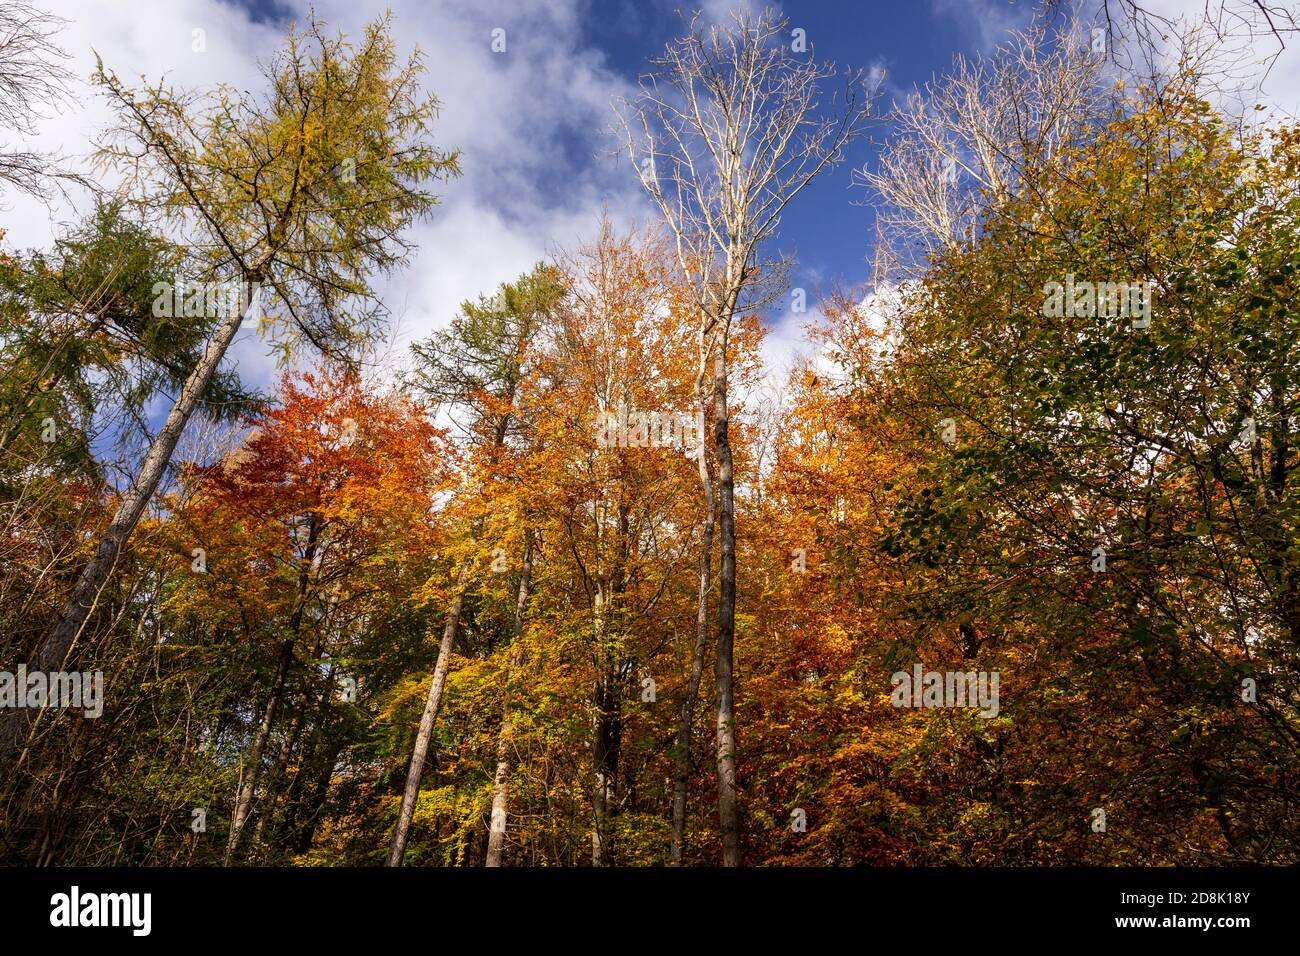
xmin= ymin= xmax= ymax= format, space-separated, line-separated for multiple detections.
xmin=1105 ymin=0 xmax=1300 ymax=121
xmin=2 ymin=0 xmax=278 ymax=250
xmin=928 ymin=0 xmax=1035 ymax=55
xmin=7 ymin=0 xmax=650 ymax=389
xmin=696 ymin=0 xmax=785 ymax=27
xmin=759 ymin=307 xmax=822 ymax=386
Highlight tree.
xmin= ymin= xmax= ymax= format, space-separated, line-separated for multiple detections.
xmin=0 ymin=0 xmax=85 ymax=200
xmin=0 ymin=13 xmax=460 ymax=767
xmin=866 ymin=76 xmax=1300 ymax=862
xmin=856 ymin=14 xmax=1111 ymax=269
xmin=0 ymin=200 xmax=255 ymax=465
xmin=529 ymin=221 xmax=734 ymax=864
xmin=176 ymin=366 xmax=450 ymax=864
xmin=387 ymin=264 xmax=563 ymax=866
xmin=617 ymin=6 xmax=874 ymax=864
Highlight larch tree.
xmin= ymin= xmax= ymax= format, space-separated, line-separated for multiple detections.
xmin=0 ymin=14 xmax=459 ymax=766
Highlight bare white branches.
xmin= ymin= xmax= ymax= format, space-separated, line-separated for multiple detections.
xmin=616 ymin=7 xmax=877 ymax=330
xmin=857 ymin=14 xmax=1112 ymax=270
xmin=0 ymin=0 xmax=70 ymax=134
xmin=1097 ymin=0 xmax=1299 ymax=84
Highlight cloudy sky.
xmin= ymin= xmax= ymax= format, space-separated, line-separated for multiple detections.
xmin=5 ymin=0 xmax=1299 ymax=395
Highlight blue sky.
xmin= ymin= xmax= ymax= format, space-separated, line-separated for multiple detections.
xmin=3 ymin=0 xmax=1037 ymax=384
xmin=424 ymin=0 xmax=1035 ymax=332
xmin=589 ymin=0 xmax=1023 ymax=296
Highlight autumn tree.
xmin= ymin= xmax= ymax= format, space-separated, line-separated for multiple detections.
xmin=861 ymin=77 xmax=1300 ymax=861
xmin=173 ymin=366 xmax=450 ymax=864
xmin=386 ymin=263 xmax=563 ymax=866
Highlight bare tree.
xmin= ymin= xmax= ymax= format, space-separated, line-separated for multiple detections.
xmin=857 ymin=14 xmax=1112 ymax=271
xmin=616 ymin=6 xmax=874 ymax=866
xmin=863 ymin=2 xmax=1298 ymax=276
xmin=1091 ymin=0 xmax=1299 ymax=83
xmin=0 ymin=0 xmax=85 ymax=201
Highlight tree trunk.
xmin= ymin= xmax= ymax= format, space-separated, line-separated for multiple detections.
xmin=712 ymin=332 xmax=741 ymax=866
xmin=385 ymin=573 xmax=467 ymax=867
xmin=590 ymin=502 xmax=630 ymax=867
xmin=0 ymin=277 xmax=261 ymax=767
xmin=226 ymin=512 xmax=319 ymax=863
xmin=224 ymin=637 xmax=293 ymax=864
xmin=670 ymin=386 xmax=714 ymax=865
xmin=279 ymin=655 xmax=345 ymax=854
xmin=249 ymin=680 xmax=309 ymax=858
xmin=590 ymin=667 xmax=622 ymax=867
xmin=290 ymin=735 xmax=345 ymax=854
xmin=486 ymin=529 xmax=535 ymax=867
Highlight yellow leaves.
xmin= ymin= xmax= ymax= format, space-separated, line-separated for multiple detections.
xmin=373 ymin=671 xmax=433 ymax=727
xmin=408 ymin=784 xmax=485 ymax=866
xmin=93 ymin=11 xmax=458 ymax=372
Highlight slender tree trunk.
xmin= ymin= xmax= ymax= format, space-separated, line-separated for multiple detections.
xmin=248 ymin=634 xmax=330 ymax=858
xmin=712 ymin=330 xmax=740 ymax=866
xmin=590 ymin=666 xmax=622 ymax=867
xmin=226 ymin=512 xmax=319 ymax=863
xmin=291 ymin=736 xmax=345 ymax=853
xmin=591 ymin=501 xmax=631 ymax=867
xmin=670 ymin=385 xmax=714 ymax=865
xmin=225 ymin=637 xmax=293 ymax=864
xmin=385 ymin=571 xmax=467 ymax=867
xmin=0 ymin=277 xmax=261 ymax=767
xmin=278 ymin=656 xmax=343 ymax=854
xmin=250 ymin=684 xmax=309 ymax=858
xmin=486 ymin=529 xmax=535 ymax=867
